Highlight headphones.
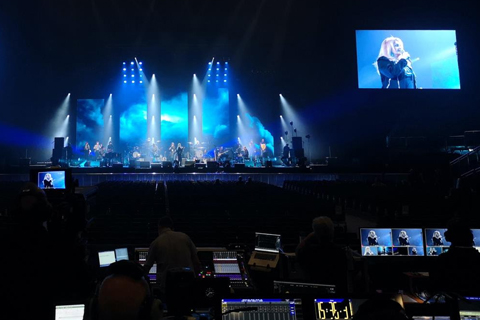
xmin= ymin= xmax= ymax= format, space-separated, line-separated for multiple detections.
xmin=86 ymin=260 xmax=162 ymax=320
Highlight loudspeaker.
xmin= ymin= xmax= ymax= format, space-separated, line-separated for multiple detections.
xmin=234 ymin=163 xmax=245 ymax=169
xmin=54 ymin=137 xmax=65 ymax=150
xmin=265 ymin=161 xmax=273 ymax=168
xmin=194 ymin=163 xmax=206 ymax=170
xmin=112 ymin=163 xmax=123 ymax=169
xmin=292 ymin=137 xmax=302 ymax=150
xmin=184 ymin=160 xmax=195 ymax=167
xmin=294 ymin=148 xmax=304 ymax=158
xmin=162 ymin=161 xmax=172 ymax=168
xmin=207 ymin=161 xmax=219 ymax=169
xmin=139 ymin=161 xmax=151 ymax=169
xmin=129 ymin=159 xmax=137 ymax=168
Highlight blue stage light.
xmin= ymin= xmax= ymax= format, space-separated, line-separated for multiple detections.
xmin=216 ymin=74 xmax=219 ymax=77
xmin=140 ymin=75 xmax=142 ymax=77
xmin=139 ymin=81 xmax=143 ymax=83
xmin=208 ymin=74 xmax=211 ymax=77
xmin=123 ymin=62 xmax=126 ymax=64
xmin=208 ymin=80 xmax=210 ymax=83
xmin=225 ymin=68 xmax=227 ymax=71
xmin=224 ymin=74 xmax=227 ymax=76
xmin=225 ymin=62 xmax=229 ymax=64
xmin=131 ymin=74 xmax=134 ymax=77
xmin=124 ymin=80 xmax=127 ymax=83
xmin=216 ymin=68 xmax=219 ymax=71
xmin=216 ymin=80 xmax=218 ymax=82
xmin=224 ymin=80 xmax=227 ymax=82
xmin=139 ymin=62 xmax=142 ymax=65
xmin=132 ymin=80 xmax=135 ymax=83
xmin=208 ymin=68 xmax=211 ymax=71
xmin=131 ymin=69 xmax=134 ymax=71
xmin=124 ymin=74 xmax=126 ymax=77
xmin=139 ymin=68 xmax=142 ymax=71
xmin=131 ymin=62 xmax=134 ymax=65
xmin=123 ymin=68 xmax=126 ymax=71
xmin=208 ymin=62 xmax=212 ymax=65
xmin=217 ymin=62 xmax=220 ymax=64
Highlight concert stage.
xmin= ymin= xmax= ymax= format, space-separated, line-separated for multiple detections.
xmin=0 ymin=163 xmax=409 ymax=188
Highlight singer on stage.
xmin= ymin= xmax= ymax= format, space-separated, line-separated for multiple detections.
xmin=376 ymin=36 xmax=416 ymax=89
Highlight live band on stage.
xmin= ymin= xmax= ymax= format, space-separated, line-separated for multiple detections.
xmin=67 ymin=136 xmax=298 ymax=168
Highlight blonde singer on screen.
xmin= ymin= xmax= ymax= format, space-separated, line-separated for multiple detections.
xmin=375 ymin=36 xmax=417 ymax=89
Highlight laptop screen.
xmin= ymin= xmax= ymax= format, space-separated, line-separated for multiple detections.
xmin=98 ymin=250 xmax=116 ymax=267
xmin=115 ymin=248 xmax=129 ymax=261
xmin=424 ymin=228 xmax=451 ymax=256
xmin=254 ymin=232 xmax=281 ymax=253
xmin=55 ymin=304 xmax=85 ymax=320
xmin=221 ymin=298 xmax=303 ymax=320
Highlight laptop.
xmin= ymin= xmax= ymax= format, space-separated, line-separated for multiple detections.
xmin=55 ymin=303 xmax=85 ymax=320
xmin=248 ymin=232 xmax=281 ymax=268
xmin=98 ymin=250 xmax=116 ymax=268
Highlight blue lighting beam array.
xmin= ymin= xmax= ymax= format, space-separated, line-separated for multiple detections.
xmin=207 ymin=60 xmax=229 ymax=86
xmin=122 ymin=61 xmax=144 ymax=84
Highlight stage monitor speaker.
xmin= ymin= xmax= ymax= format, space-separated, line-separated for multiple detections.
xmin=185 ymin=160 xmax=195 ymax=167
xmin=194 ymin=163 xmax=206 ymax=170
xmin=207 ymin=161 xmax=219 ymax=169
xmin=265 ymin=161 xmax=273 ymax=168
xmin=162 ymin=161 xmax=172 ymax=168
xmin=234 ymin=163 xmax=245 ymax=169
xmin=129 ymin=159 xmax=137 ymax=168
xmin=294 ymin=148 xmax=305 ymax=158
xmin=292 ymin=137 xmax=302 ymax=150
xmin=139 ymin=161 xmax=150 ymax=168
xmin=54 ymin=137 xmax=65 ymax=150
xmin=244 ymin=159 xmax=254 ymax=168
xmin=112 ymin=163 xmax=123 ymax=169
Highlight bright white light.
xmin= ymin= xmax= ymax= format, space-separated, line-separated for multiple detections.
xmin=110 ymin=115 xmax=112 ymax=118
xmin=237 ymin=115 xmax=240 ymax=118
xmin=237 ymin=94 xmax=240 ymax=97
xmin=66 ymin=115 xmax=70 ymax=118
xmin=280 ymin=115 xmax=283 ymax=118
xmin=193 ymin=94 xmax=196 ymax=97
xmin=68 ymin=93 xmax=71 ymax=95
xmin=109 ymin=93 xmax=112 ymax=96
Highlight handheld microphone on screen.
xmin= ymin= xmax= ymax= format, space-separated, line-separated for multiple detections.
xmin=400 ymin=49 xmax=420 ymax=63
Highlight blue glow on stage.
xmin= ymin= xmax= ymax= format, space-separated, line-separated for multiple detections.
xmin=76 ymin=99 xmax=106 ymax=147
xmin=120 ymin=101 xmax=147 ymax=145
xmin=160 ymin=92 xmax=188 ymax=144
xmin=203 ymin=88 xmax=229 ymax=145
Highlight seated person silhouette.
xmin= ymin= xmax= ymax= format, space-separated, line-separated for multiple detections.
xmin=430 ymin=218 xmax=480 ymax=295
xmin=296 ymin=216 xmax=349 ymax=292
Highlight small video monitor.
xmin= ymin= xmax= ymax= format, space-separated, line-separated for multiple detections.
xmin=472 ymin=229 xmax=480 ymax=253
xmin=424 ymin=228 xmax=451 ymax=256
xmin=361 ymin=228 xmax=425 ymax=256
xmin=314 ymin=298 xmax=353 ymax=320
xmin=30 ymin=168 xmax=72 ymax=196
xmin=98 ymin=250 xmax=116 ymax=268
xmin=360 ymin=228 xmax=393 ymax=256
xmin=115 ymin=248 xmax=129 ymax=261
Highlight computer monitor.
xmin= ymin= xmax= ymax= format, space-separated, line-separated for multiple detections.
xmin=98 ymin=250 xmax=116 ymax=268
xmin=55 ymin=304 xmax=85 ymax=320
xmin=424 ymin=228 xmax=451 ymax=256
xmin=134 ymin=248 xmax=156 ymax=282
xmin=115 ymin=248 xmax=129 ymax=261
xmin=472 ymin=230 xmax=480 ymax=253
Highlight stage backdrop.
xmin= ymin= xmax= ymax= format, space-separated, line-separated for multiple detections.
xmin=76 ymin=99 xmax=105 ymax=152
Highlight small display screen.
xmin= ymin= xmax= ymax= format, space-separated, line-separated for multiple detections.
xmin=360 ymin=228 xmax=425 ymax=256
xmin=98 ymin=250 xmax=116 ymax=267
xmin=38 ymin=171 xmax=66 ymax=190
xmin=314 ymin=298 xmax=353 ymax=320
xmin=424 ymin=228 xmax=451 ymax=256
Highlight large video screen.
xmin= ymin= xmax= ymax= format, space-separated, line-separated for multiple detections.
xmin=356 ymin=30 xmax=460 ymax=89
